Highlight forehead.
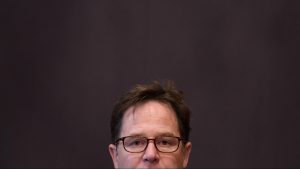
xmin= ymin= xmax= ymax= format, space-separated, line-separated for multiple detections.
xmin=120 ymin=100 xmax=180 ymax=137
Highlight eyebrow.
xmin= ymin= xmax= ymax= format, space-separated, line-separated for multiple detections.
xmin=127 ymin=132 xmax=178 ymax=137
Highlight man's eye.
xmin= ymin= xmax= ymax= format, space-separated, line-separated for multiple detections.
xmin=133 ymin=140 xmax=141 ymax=145
xmin=161 ymin=140 xmax=170 ymax=145
xmin=158 ymin=140 xmax=171 ymax=145
xmin=128 ymin=139 xmax=144 ymax=146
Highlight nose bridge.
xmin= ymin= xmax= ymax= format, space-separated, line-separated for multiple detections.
xmin=145 ymin=138 xmax=158 ymax=152
xmin=146 ymin=138 xmax=157 ymax=148
xmin=143 ymin=138 xmax=159 ymax=162
xmin=147 ymin=138 xmax=155 ymax=144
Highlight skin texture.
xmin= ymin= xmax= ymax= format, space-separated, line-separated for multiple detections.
xmin=109 ymin=100 xmax=192 ymax=169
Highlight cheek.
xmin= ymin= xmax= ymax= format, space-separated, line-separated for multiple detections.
xmin=159 ymin=152 xmax=184 ymax=167
xmin=117 ymin=152 xmax=143 ymax=167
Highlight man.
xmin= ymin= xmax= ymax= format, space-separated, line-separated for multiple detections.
xmin=108 ymin=81 xmax=192 ymax=168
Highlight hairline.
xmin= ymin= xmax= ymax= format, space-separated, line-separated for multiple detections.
xmin=116 ymin=99 xmax=182 ymax=142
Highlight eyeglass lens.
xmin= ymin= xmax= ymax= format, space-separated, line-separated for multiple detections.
xmin=123 ymin=136 xmax=180 ymax=153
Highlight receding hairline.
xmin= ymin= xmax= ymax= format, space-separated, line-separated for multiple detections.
xmin=118 ymin=100 xmax=181 ymax=138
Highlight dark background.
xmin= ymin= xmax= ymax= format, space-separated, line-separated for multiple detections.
xmin=1 ymin=1 xmax=300 ymax=168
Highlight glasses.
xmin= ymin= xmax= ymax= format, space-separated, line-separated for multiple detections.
xmin=115 ymin=136 xmax=187 ymax=153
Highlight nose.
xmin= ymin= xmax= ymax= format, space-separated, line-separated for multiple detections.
xmin=142 ymin=140 xmax=159 ymax=163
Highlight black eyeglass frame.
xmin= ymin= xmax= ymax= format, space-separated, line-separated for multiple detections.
xmin=114 ymin=136 xmax=188 ymax=153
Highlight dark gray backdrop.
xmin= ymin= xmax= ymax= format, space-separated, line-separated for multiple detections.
xmin=1 ymin=1 xmax=300 ymax=168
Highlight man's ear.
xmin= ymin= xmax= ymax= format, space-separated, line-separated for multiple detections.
xmin=183 ymin=142 xmax=192 ymax=168
xmin=108 ymin=144 xmax=118 ymax=168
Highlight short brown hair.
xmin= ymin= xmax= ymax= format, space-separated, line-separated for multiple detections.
xmin=110 ymin=81 xmax=191 ymax=143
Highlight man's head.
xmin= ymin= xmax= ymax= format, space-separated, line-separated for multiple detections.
xmin=108 ymin=81 xmax=192 ymax=168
